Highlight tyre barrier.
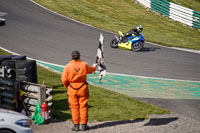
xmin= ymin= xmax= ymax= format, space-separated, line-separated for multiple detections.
xmin=0 ymin=77 xmax=52 ymax=117
xmin=0 ymin=78 xmax=18 ymax=110
xmin=0 ymin=55 xmax=26 ymax=65
xmin=16 ymin=60 xmax=38 ymax=83
xmin=1 ymin=60 xmax=16 ymax=79
xmin=0 ymin=56 xmax=15 ymax=65
xmin=0 ymin=55 xmax=37 ymax=83
xmin=0 ymin=55 xmax=51 ymax=118
xmin=0 ymin=55 xmax=26 ymax=77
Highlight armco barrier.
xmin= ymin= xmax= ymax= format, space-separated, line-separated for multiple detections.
xmin=136 ymin=0 xmax=200 ymax=29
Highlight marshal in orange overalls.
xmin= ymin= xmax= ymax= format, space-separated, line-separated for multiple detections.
xmin=61 ymin=60 xmax=96 ymax=124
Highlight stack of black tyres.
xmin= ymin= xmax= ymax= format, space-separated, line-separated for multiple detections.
xmin=0 ymin=55 xmax=38 ymax=113
xmin=0 ymin=55 xmax=26 ymax=65
xmin=15 ymin=60 xmax=38 ymax=83
xmin=0 ymin=55 xmax=15 ymax=65
xmin=0 ymin=55 xmax=37 ymax=83
xmin=1 ymin=60 xmax=16 ymax=79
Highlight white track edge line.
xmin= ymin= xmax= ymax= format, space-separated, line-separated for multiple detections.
xmin=2 ymin=1 xmax=200 ymax=82
xmin=30 ymin=0 xmax=200 ymax=54
xmin=1 ymin=47 xmax=200 ymax=83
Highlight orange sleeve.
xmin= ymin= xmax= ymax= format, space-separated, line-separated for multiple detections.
xmin=86 ymin=63 xmax=96 ymax=74
xmin=61 ymin=65 xmax=69 ymax=88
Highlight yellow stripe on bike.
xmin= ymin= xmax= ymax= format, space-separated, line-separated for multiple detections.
xmin=118 ymin=41 xmax=132 ymax=50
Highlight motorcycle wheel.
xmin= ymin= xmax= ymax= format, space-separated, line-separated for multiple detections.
xmin=131 ymin=41 xmax=143 ymax=52
xmin=110 ymin=38 xmax=118 ymax=48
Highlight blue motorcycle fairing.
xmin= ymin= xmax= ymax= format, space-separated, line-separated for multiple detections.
xmin=118 ymin=33 xmax=144 ymax=49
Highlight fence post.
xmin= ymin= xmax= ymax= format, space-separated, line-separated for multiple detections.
xmin=38 ymin=86 xmax=46 ymax=105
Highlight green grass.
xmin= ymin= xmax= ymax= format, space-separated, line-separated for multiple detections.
xmin=33 ymin=0 xmax=200 ymax=50
xmin=38 ymin=66 xmax=169 ymax=121
xmin=0 ymin=49 xmax=169 ymax=121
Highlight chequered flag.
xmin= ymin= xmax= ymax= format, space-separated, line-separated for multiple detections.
xmin=96 ymin=33 xmax=106 ymax=82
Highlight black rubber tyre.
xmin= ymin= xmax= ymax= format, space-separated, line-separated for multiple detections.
xmin=11 ymin=55 xmax=26 ymax=60
xmin=0 ymin=55 xmax=15 ymax=64
xmin=15 ymin=60 xmax=36 ymax=69
xmin=1 ymin=60 xmax=16 ymax=68
xmin=131 ymin=41 xmax=143 ymax=52
xmin=110 ymin=38 xmax=118 ymax=48
xmin=15 ymin=60 xmax=38 ymax=83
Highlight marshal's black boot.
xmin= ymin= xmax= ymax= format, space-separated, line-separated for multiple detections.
xmin=71 ymin=124 xmax=79 ymax=132
xmin=80 ymin=124 xmax=89 ymax=131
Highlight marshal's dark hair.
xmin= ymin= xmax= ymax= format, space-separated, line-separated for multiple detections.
xmin=72 ymin=50 xmax=80 ymax=60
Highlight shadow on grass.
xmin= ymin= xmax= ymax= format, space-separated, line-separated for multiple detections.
xmin=51 ymin=84 xmax=66 ymax=95
xmin=52 ymin=84 xmax=64 ymax=89
xmin=144 ymin=117 xmax=178 ymax=126
xmin=51 ymin=90 xmax=66 ymax=95
xmin=50 ymin=98 xmax=71 ymax=123
xmin=89 ymin=118 xmax=144 ymax=130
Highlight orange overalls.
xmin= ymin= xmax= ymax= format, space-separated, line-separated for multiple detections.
xmin=61 ymin=60 xmax=96 ymax=124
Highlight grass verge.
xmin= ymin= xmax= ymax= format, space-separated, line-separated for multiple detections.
xmin=0 ymin=49 xmax=169 ymax=121
xmin=33 ymin=0 xmax=200 ymax=50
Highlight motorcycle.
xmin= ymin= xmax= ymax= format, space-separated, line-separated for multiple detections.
xmin=110 ymin=31 xmax=145 ymax=52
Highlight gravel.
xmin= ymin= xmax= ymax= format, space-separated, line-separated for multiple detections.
xmin=33 ymin=113 xmax=200 ymax=133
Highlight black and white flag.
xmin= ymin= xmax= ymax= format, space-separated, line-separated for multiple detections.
xmin=96 ymin=33 xmax=106 ymax=82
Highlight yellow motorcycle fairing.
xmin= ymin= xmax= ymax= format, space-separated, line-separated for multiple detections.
xmin=118 ymin=41 xmax=132 ymax=50
xmin=118 ymin=31 xmax=124 ymax=36
xmin=117 ymin=31 xmax=131 ymax=50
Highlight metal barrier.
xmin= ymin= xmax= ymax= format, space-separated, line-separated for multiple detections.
xmin=136 ymin=0 xmax=200 ymax=29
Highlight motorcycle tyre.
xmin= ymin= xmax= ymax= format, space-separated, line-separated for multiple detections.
xmin=110 ymin=38 xmax=118 ymax=48
xmin=131 ymin=42 xmax=143 ymax=52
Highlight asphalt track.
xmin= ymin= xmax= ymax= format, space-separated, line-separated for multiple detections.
xmin=0 ymin=0 xmax=200 ymax=121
